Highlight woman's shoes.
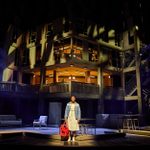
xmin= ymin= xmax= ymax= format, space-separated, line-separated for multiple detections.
xmin=72 ymin=137 xmax=75 ymax=142
xmin=67 ymin=137 xmax=71 ymax=142
xmin=67 ymin=136 xmax=75 ymax=142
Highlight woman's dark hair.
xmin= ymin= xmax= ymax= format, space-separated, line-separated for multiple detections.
xmin=70 ymin=95 xmax=76 ymax=99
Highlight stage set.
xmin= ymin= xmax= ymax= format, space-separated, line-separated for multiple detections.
xmin=1 ymin=0 xmax=150 ymax=148
xmin=1 ymin=126 xmax=150 ymax=148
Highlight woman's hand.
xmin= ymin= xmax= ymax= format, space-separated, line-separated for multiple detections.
xmin=77 ymin=120 xmax=80 ymax=124
xmin=65 ymin=119 xmax=68 ymax=126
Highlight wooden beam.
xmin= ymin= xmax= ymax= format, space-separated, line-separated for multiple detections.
xmin=98 ymin=40 xmax=123 ymax=51
xmin=123 ymin=44 xmax=134 ymax=51
xmin=134 ymin=27 xmax=142 ymax=114
xmin=123 ymin=67 xmax=136 ymax=73
xmin=73 ymin=35 xmax=123 ymax=51
xmin=124 ymin=96 xmax=138 ymax=101
xmin=104 ymin=66 xmax=122 ymax=72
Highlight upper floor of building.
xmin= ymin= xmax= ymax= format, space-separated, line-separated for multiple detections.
xmin=1 ymin=17 xmax=149 ymax=100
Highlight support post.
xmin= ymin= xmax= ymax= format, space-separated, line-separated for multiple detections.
xmin=134 ymin=26 xmax=142 ymax=114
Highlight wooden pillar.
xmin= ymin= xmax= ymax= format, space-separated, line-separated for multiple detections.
xmin=82 ymin=41 xmax=89 ymax=61
xmin=121 ymin=52 xmax=126 ymax=113
xmin=17 ymin=70 xmax=22 ymax=83
xmin=97 ymin=67 xmax=104 ymax=113
xmin=121 ymin=52 xmax=125 ymax=91
xmin=53 ymin=70 xmax=57 ymax=83
xmin=32 ymin=74 xmax=36 ymax=85
xmin=134 ymin=26 xmax=142 ymax=114
xmin=17 ymin=34 xmax=26 ymax=84
xmin=40 ymin=67 xmax=46 ymax=90
xmin=70 ymin=36 xmax=73 ymax=59
xmin=71 ymin=36 xmax=73 ymax=50
xmin=85 ymin=71 xmax=90 ymax=83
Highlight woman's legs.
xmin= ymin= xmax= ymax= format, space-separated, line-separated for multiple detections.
xmin=68 ymin=131 xmax=72 ymax=142
xmin=68 ymin=131 xmax=71 ymax=141
xmin=72 ymin=131 xmax=76 ymax=141
xmin=68 ymin=131 xmax=76 ymax=142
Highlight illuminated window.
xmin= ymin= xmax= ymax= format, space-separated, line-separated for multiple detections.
xmin=72 ymin=38 xmax=82 ymax=59
xmin=89 ymin=49 xmax=98 ymax=62
xmin=54 ymin=38 xmax=72 ymax=62
xmin=88 ymin=43 xmax=98 ymax=62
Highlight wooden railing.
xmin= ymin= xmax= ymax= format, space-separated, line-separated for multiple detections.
xmin=71 ymin=82 xmax=99 ymax=94
xmin=42 ymin=81 xmax=99 ymax=98
xmin=43 ymin=81 xmax=99 ymax=94
xmin=0 ymin=81 xmax=100 ymax=98
xmin=43 ymin=82 xmax=69 ymax=93
xmin=0 ymin=82 xmax=37 ymax=93
xmin=0 ymin=81 xmax=126 ymax=100
xmin=0 ymin=82 xmax=17 ymax=92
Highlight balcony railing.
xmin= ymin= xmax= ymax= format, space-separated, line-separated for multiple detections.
xmin=0 ymin=81 xmax=100 ymax=99
xmin=43 ymin=82 xmax=69 ymax=93
xmin=42 ymin=81 xmax=100 ymax=98
xmin=0 ymin=82 xmax=38 ymax=93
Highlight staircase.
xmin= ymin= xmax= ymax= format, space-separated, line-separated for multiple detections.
xmin=140 ymin=43 xmax=150 ymax=109
xmin=142 ymin=88 xmax=150 ymax=108
xmin=125 ymin=75 xmax=136 ymax=96
xmin=125 ymin=42 xmax=150 ymax=97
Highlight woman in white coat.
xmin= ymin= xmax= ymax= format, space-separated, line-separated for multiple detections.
xmin=64 ymin=95 xmax=81 ymax=142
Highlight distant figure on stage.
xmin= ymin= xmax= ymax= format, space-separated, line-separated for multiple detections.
xmin=64 ymin=95 xmax=81 ymax=142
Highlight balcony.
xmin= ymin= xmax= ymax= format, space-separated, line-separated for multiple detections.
xmin=0 ymin=82 xmax=38 ymax=97
xmin=0 ymin=81 xmax=125 ymax=100
xmin=42 ymin=81 xmax=100 ymax=99
xmin=0 ymin=81 xmax=100 ymax=99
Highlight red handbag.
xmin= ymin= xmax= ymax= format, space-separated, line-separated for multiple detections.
xmin=59 ymin=122 xmax=69 ymax=141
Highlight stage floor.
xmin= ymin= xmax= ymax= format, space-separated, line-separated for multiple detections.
xmin=0 ymin=127 xmax=150 ymax=148
xmin=0 ymin=126 xmax=118 ymax=135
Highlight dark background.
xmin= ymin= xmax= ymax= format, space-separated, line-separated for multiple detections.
xmin=0 ymin=0 xmax=150 ymax=45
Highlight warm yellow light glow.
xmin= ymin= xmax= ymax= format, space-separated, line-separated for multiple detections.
xmin=108 ymin=29 xmax=115 ymax=38
xmin=87 ymin=25 xmax=91 ymax=35
xmin=29 ymin=46 xmax=36 ymax=69
xmin=60 ymin=53 xmax=66 ymax=63
xmin=16 ymin=35 xmax=22 ymax=47
xmin=32 ymin=67 xmax=111 ymax=85
xmin=135 ymin=25 xmax=139 ymax=30
xmin=41 ymin=39 xmax=46 ymax=59
xmin=40 ymin=25 xmax=47 ymax=60
xmin=99 ymin=27 xmax=105 ymax=34
xmin=8 ymin=45 xmax=16 ymax=55
xmin=99 ymin=53 xmax=108 ymax=63
xmin=108 ymin=29 xmax=115 ymax=45
xmin=93 ymin=25 xmax=98 ymax=37
xmin=46 ymin=44 xmax=55 ymax=66
xmin=2 ymin=63 xmax=14 ymax=81
xmin=109 ymin=39 xmax=115 ymax=45
xmin=70 ymin=64 xmax=73 ymax=67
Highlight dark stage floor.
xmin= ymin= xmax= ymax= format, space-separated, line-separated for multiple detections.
xmin=0 ymin=127 xmax=150 ymax=149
